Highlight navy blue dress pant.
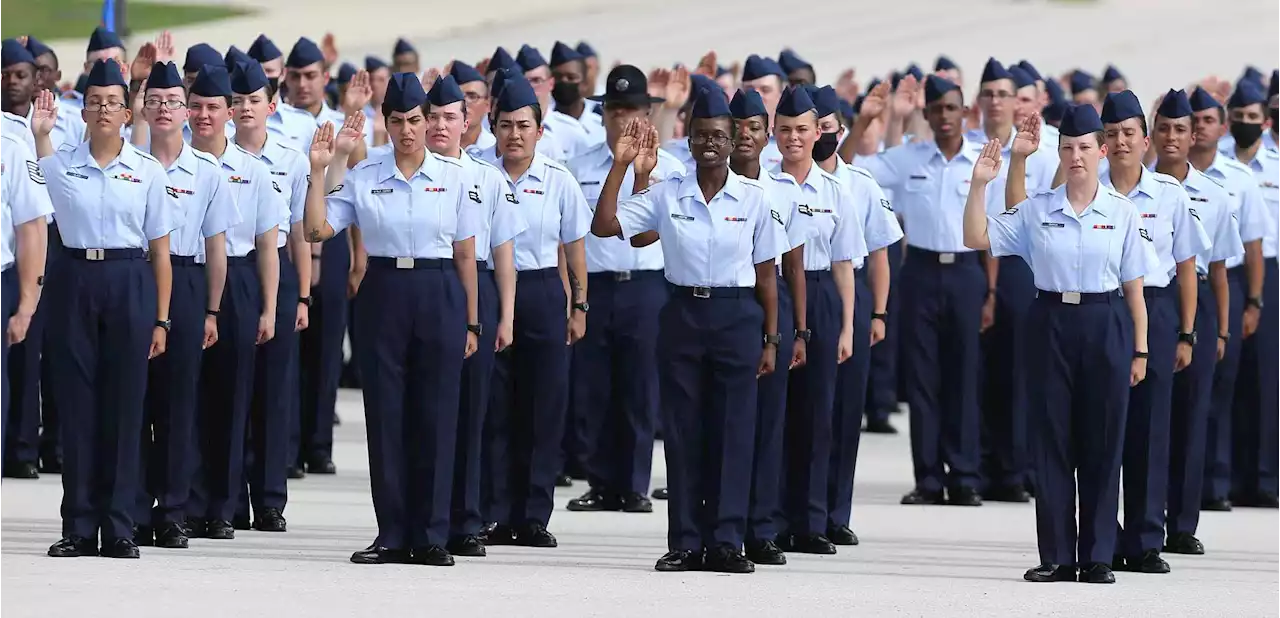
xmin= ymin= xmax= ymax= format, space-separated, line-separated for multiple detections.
xmin=1233 ymin=257 xmax=1279 ymax=499
xmin=828 ymin=275 xmax=871 ymax=530
xmin=981 ymin=256 xmax=1035 ymax=491
xmin=296 ymin=230 xmax=348 ymax=466
xmin=1 ymin=267 xmax=16 ymax=465
xmin=1166 ymin=279 xmax=1218 ymax=535
xmin=1204 ymin=266 xmax=1245 ymax=501
xmin=5 ymin=222 xmax=59 ymax=468
xmin=748 ymin=276 xmax=792 ymax=543
xmin=865 ymin=240 xmax=902 ymax=421
xmin=450 ymin=265 xmax=497 ymax=539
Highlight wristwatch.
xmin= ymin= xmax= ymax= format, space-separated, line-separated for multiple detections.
xmin=763 ymin=333 xmax=782 ymax=346
xmin=871 ymin=312 xmax=888 ymax=322
xmin=206 ymin=308 xmax=220 ymax=316
xmin=1134 ymin=350 xmax=1149 ymax=359
xmin=794 ymin=328 xmax=812 ymax=342
xmin=1178 ymin=331 xmax=1197 ymax=346
xmin=1247 ymin=296 xmax=1264 ymax=310
xmin=155 ymin=319 xmax=172 ymax=332
xmin=299 ymin=295 xmax=314 ymax=307
xmin=467 ymin=324 xmax=483 ymax=336
xmin=572 ymin=301 xmax=590 ymax=313
xmin=1218 ymin=332 xmax=1230 ymax=342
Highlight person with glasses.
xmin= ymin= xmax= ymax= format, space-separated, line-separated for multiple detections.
xmin=589 ymin=91 xmax=788 ymax=574
xmin=128 ymin=61 xmax=238 ymax=550
xmin=451 ymin=61 xmax=497 ymax=162
xmin=39 ymin=59 xmax=178 ymax=559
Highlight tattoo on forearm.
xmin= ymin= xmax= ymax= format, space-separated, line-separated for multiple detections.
xmin=568 ymin=269 xmax=582 ymax=302
xmin=306 ymin=229 xmax=323 ymax=243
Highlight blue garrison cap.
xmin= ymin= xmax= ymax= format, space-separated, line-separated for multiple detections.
xmin=904 ymin=64 xmax=924 ymax=82
xmin=184 ymin=43 xmax=221 ymax=73
xmin=729 ymin=89 xmax=767 ymax=119
xmin=716 ymin=65 xmax=732 ymax=78
xmin=489 ymin=47 xmax=515 ymax=73
xmin=980 ymin=58 xmax=1011 ymax=84
xmin=690 ymin=73 xmax=717 ymax=97
xmin=1100 ymin=90 xmax=1143 ymax=124
xmin=576 ymin=41 xmax=597 ymax=58
xmin=248 ymin=34 xmax=281 ymax=62
xmin=1270 ymin=70 xmax=1279 ymax=99
xmin=1045 ymin=78 xmax=1066 ymax=104
xmin=230 ymin=60 xmax=270 ymax=95
xmin=146 ymin=61 xmax=184 ymax=90
xmin=778 ymin=49 xmax=812 ymax=74
xmin=490 ymin=67 xmax=512 ymax=100
xmin=383 ymin=72 xmax=427 ymax=113
xmin=935 ymin=56 xmax=958 ymax=72
xmin=86 ymin=58 xmax=127 ymax=89
xmin=776 ymin=85 xmax=816 ymax=118
xmin=336 ymin=63 xmax=357 ymax=84
xmin=190 ymin=65 xmax=232 ymax=97
xmin=924 ymin=75 xmax=959 ymax=104
xmin=1059 ymin=104 xmax=1103 ymax=137
xmin=88 ymin=27 xmax=124 ymax=52
xmin=690 ymin=88 xmax=731 ymax=119
xmin=74 ymin=73 xmax=89 ymax=94
xmin=495 ymin=73 xmax=538 ymax=113
xmin=24 ymin=36 xmax=51 ymax=59
xmin=1017 ymin=60 xmax=1043 ymax=82
xmin=516 ymin=45 xmax=547 ymax=72
xmin=550 ymin=41 xmax=582 ymax=67
xmin=428 ymin=74 xmax=465 ymax=107
xmin=813 ymin=85 xmax=841 ymax=118
xmin=1240 ymin=66 xmax=1264 ymax=87
xmin=1042 ymin=100 xmax=1068 ymax=123
xmin=224 ymin=46 xmax=249 ymax=70
xmin=1190 ymin=87 xmax=1221 ymax=111
xmin=1156 ymin=89 xmax=1192 ymax=119
xmin=393 ymin=38 xmax=416 ymax=56
xmin=864 ymin=77 xmax=883 ymax=94
xmin=1101 ymin=65 xmax=1125 ymax=85
xmin=1229 ymin=81 xmax=1266 ymax=108
xmin=839 ymin=98 xmax=855 ymax=121
xmin=1069 ymin=70 xmax=1096 ymax=95
xmin=741 ymin=55 xmax=785 ymax=82
xmin=450 ymin=61 xmax=484 ymax=85
xmin=365 ymin=56 xmax=388 ymax=72
xmin=286 ymin=37 xmax=324 ymax=69
xmin=1009 ymin=66 xmax=1035 ymax=90
xmin=2 ymin=39 xmax=35 ymax=68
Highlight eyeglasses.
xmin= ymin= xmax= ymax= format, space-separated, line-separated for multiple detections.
xmin=690 ymin=133 xmax=731 ymax=145
xmin=83 ymin=101 xmax=127 ymax=113
xmin=144 ymin=99 xmax=187 ymax=110
xmin=978 ymin=90 xmax=1015 ymax=100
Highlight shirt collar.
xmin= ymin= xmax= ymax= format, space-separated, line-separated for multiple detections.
xmin=931 ymin=135 xmax=981 ymax=164
xmin=173 ymin=143 xmax=201 ymax=175
xmin=1049 ymin=181 xmax=1110 ymax=218
xmin=377 ymin=148 xmax=440 ymax=183
xmin=1102 ymin=166 xmax=1157 ymax=200
xmin=71 ymin=140 xmax=142 ymax=170
xmin=677 ymin=169 xmax=744 ymax=204
xmin=498 ymin=153 xmax=549 ymax=184
xmin=256 ymin=134 xmax=289 ymax=166
xmin=767 ymin=161 xmax=831 ymax=192
xmin=218 ymin=141 xmax=248 ymax=171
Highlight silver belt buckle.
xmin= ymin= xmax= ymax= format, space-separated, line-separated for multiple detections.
xmin=1061 ymin=292 xmax=1081 ymax=305
xmin=938 ymin=252 xmax=956 ymax=265
xmin=395 ymin=257 xmax=414 ymax=269
xmin=85 ymin=248 xmax=105 ymax=261
xmin=692 ymin=286 xmax=711 ymax=299
xmin=615 ymin=270 xmax=632 ymax=282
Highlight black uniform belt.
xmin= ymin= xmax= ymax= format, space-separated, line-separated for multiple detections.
xmin=671 ymin=285 xmax=753 ymax=299
xmin=1197 ymin=272 xmax=1209 ymax=283
xmin=804 ymin=270 xmax=832 ymax=282
xmin=1036 ymin=290 xmax=1120 ymax=305
xmin=588 ymin=269 xmax=662 ymax=283
xmin=476 ymin=260 xmax=491 ymax=272
xmin=170 ymin=255 xmax=202 ymax=267
xmin=518 ymin=267 xmax=560 ymax=280
xmin=908 ymin=247 xmax=981 ymax=265
xmin=367 ymin=257 xmax=447 ymax=270
xmin=1144 ymin=285 xmax=1176 ymax=299
xmin=62 ymin=247 xmax=145 ymax=261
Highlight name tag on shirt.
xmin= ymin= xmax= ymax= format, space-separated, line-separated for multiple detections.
xmin=909 ymin=174 xmax=928 ymax=180
xmin=270 ymin=171 xmax=288 ymax=176
xmin=65 ymin=171 xmax=89 ymax=180
xmin=580 ymin=180 xmax=600 ymax=186
xmin=1041 ymin=222 xmax=1065 ymax=228
xmin=1189 ymin=196 xmax=1208 ymax=202
xmin=671 ymin=213 xmax=694 ymax=221
xmin=370 ymin=188 xmax=393 ymax=195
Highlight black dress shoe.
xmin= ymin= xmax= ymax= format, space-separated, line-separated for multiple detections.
xmin=826 ymin=524 xmax=859 ymax=546
xmin=621 ymin=492 xmax=653 ymax=513
xmin=703 ymin=544 xmax=755 ymax=574
xmin=38 ymin=457 xmax=62 ymax=474
xmin=651 ymin=487 xmax=669 ymax=500
xmin=984 ymin=485 xmax=1032 ymax=503
xmin=1023 ymin=563 xmax=1076 ymax=582
xmin=287 ymin=465 xmax=307 ymax=479
xmin=1255 ymin=492 xmax=1280 ymax=508
xmin=864 ymin=417 xmax=898 ymax=434
xmin=411 ymin=545 xmax=455 ymax=566
xmin=515 ymin=522 xmax=557 ymax=548
xmin=154 ymin=522 xmax=189 ymax=549
xmin=100 ymin=538 xmax=141 ymax=559
xmin=253 ymin=507 xmax=287 ymax=532
xmin=333 ymin=412 xmax=342 ymax=426
xmin=479 ymin=523 xmax=517 ymax=546
xmin=788 ymin=533 xmax=837 ymax=555
xmin=446 ymin=535 xmax=486 ymax=557
xmin=947 ymin=487 xmax=983 ymax=507
xmin=1201 ymin=497 xmax=1232 ymax=512
xmin=186 ymin=518 xmax=208 ymax=539
xmin=206 ymin=520 xmax=235 ymax=540
xmin=350 ymin=544 xmax=412 ymax=564
xmin=555 ymin=474 xmax=574 ymax=488
xmin=655 ymin=549 xmax=702 ymax=572
xmin=3 ymin=462 xmax=39 ymax=479
xmin=307 ymin=458 xmax=336 ymax=475
xmin=1077 ymin=562 xmax=1115 ymax=583
xmin=48 ymin=536 xmax=97 ymax=557
xmin=1119 ymin=550 xmax=1170 ymax=574
xmin=1163 ymin=532 xmax=1204 ymax=555
xmin=900 ymin=489 xmax=946 ymax=505
xmin=744 ymin=539 xmax=786 ymax=565
xmin=232 ymin=514 xmax=251 ymax=531
xmin=566 ymin=489 xmax=620 ymax=512
xmin=133 ymin=525 xmax=154 ymax=547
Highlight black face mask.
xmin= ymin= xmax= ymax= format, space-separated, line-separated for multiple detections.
xmin=1230 ymin=121 xmax=1265 ymax=148
xmin=812 ymin=132 xmax=839 ymax=162
xmin=551 ymin=81 xmax=581 ymax=108
xmin=1271 ymin=108 xmax=1279 ymax=128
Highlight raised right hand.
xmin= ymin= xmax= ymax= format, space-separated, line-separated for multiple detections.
xmin=1011 ymin=113 xmax=1041 ymax=158
xmin=31 ymin=89 xmax=56 ymax=137
xmin=612 ymin=118 xmax=643 ymax=165
xmin=309 ymin=122 xmax=337 ymax=169
xmin=892 ymin=74 xmax=918 ymax=118
xmin=335 ymin=112 xmax=366 ymax=156
xmin=632 ymin=121 xmax=659 ymax=176
xmin=860 ymin=80 xmax=891 ymax=120
xmin=973 ymin=139 xmax=1003 ymax=184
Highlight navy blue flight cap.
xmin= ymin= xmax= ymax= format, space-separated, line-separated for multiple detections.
xmin=286 ymin=37 xmax=324 ymax=69
xmin=575 ymin=41 xmax=597 ymax=58
xmin=365 ymin=56 xmax=388 ymax=72
xmin=428 ymin=74 xmax=465 ymax=107
xmin=189 ymin=64 xmax=232 ymax=98
xmin=86 ymin=58 xmax=127 ymax=89
xmin=1228 ymin=81 xmax=1266 ymax=109
xmin=934 ymin=55 xmax=957 ymax=72
xmin=729 ymin=89 xmax=767 ymax=119
xmin=1240 ymin=66 xmax=1264 ymax=87
xmin=1270 ymin=69 xmax=1279 ymax=99
xmin=1100 ymin=90 xmax=1143 ymax=124
xmin=980 ymin=58 xmax=1011 ymax=84
xmin=690 ymin=88 xmax=730 ymax=119
xmin=1190 ymin=87 xmax=1222 ymax=111
xmin=864 ymin=77 xmax=883 ymax=94
xmin=741 ymin=55 xmax=785 ymax=82
xmin=336 ymin=62 xmax=357 ymax=85
xmin=1016 ymin=60 xmax=1043 ymax=83
xmin=74 ymin=73 xmax=89 ymax=95
xmin=1045 ymin=78 xmax=1066 ymax=104
xmin=184 ymin=43 xmax=221 ymax=73
xmin=1156 ymin=89 xmax=1192 ymax=119
xmin=716 ymin=65 xmax=732 ymax=78
xmin=903 ymin=64 xmax=924 ymax=82
xmin=393 ymin=38 xmax=416 ymax=57
xmin=489 ymin=47 xmax=515 ymax=73
xmin=230 ymin=60 xmax=269 ymax=95
xmin=924 ymin=74 xmax=959 ymax=104
xmin=146 ymin=61 xmax=184 ymax=90
xmin=2 ymin=39 xmax=35 ymax=68
xmin=248 ymin=34 xmax=281 ymax=62
xmin=690 ymin=73 xmax=717 ymax=97
xmin=516 ymin=45 xmax=548 ymax=72
xmin=1042 ymin=101 xmax=1068 ymax=124
xmin=383 ymin=72 xmax=428 ymax=113
xmin=1069 ymin=70 xmax=1096 ymax=95
xmin=1101 ymin=65 xmax=1125 ymax=85
xmin=24 ymin=36 xmax=52 ymax=59
xmin=775 ymin=85 xmax=816 ymax=118
xmin=1059 ymin=104 xmax=1103 ymax=137
xmin=550 ymin=41 xmax=582 ymax=68
xmin=87 ymin=27 xmax=124 ymax=52
xmin=838 ymin=98 xmax=855 ymax=122
xmin=450 ymin=61 xmax=484 ymax=86
xmin=495 ymin=73 xmax=539 ymax=113
xmin=224 ymin=46 xmax=249 ymax=70
xmin=778 ymin=49 xmax=812 ymax=74
xmin=490 ymin=67 xmax=512 ymax=100
xmin=1009 ymin=66 xmax=1035 ymax=90
xmin=813 ymin=85 xmax=841 ymax=118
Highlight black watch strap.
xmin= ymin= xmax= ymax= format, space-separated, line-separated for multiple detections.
xmin=871 ymin=312 xmax=888 ymax=322
xmin=299 ymin=295 xmax=314 ymax=307
xmin=206 ymin=308 xmax=220 ymax=316
xmin=1218 ymin=332 xmax=1230 ymax=341
xmin=763 ymin=333 xmax=782 ymax=346
xmin=794 ymin=329 xmax=812 ymax=342
xmin=155 ymin=319 xmax=172 ymax=332
xmin=1247 ymin=296 xmax=1264 ymax=309
xmin=1134 ymin=351 xmax=1149 ymax=359
xmin=467 ymin=323 xmax=483 ymax=336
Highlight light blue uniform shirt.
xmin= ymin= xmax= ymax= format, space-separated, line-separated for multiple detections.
xmin=246 ymin=136 xmax=310 ymax=249
xmin=325 ymin=149 xmax=480 ymax=258
xmin=1101 ymin=167 xmax=1209 ymax=288
xmin=833 ymin=163 xmax=905 ymax=266
xmin=2 ymin=134 xmax=55 ymax=270
xmin=1202 ymin=151 xmax=1276 ymax=264
xmin=768 ymin=163 xmax=868 ymax=271
xmin=567 ymin=142 xmax=684 ymax=273
xmin=1219 ymin=131 xmax=1278 ymax=155
xmin=543 ymin=110 xmax=591 ymax=161
xmin=275 ymin=102 xmax=334 ymax=150
xmin=760 ymin=170 xmax=815 ymax=258
xmin=3 ymin=112 xmax=36 ymax=152
xmin=1230 ymin=147 xmax=1280 ymax=258
xmin=463 ymin=129 xmax=497 ymax=162
xmin=442 ymin=151 xmax=527 ymax=263
xmin=760 ymin=139 xmax=783 ymax=170
xmin=661 ymin=137 xmax=694 ymax=175
xmin=1174 ymin=165 xmax=1245 ymax=274
xmin=158 ymin=143 xmax=240 ymax=259
xmin=614 ymin=171 xmax=788 ymax=287
xmin=39 ymin=141 xmax=177 ymax=250
xmin=988 ymin=182 xmax=1158 ymax=293
xmin=966 ymin=128 xmax=1059 ymax=214
xmin=481 ymin=126 xmax=570 ymax=166
xmin=495 ymin=154 xmax=591 ymax=271
xmin=213 ymin=142 xmax=288 ymax=257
